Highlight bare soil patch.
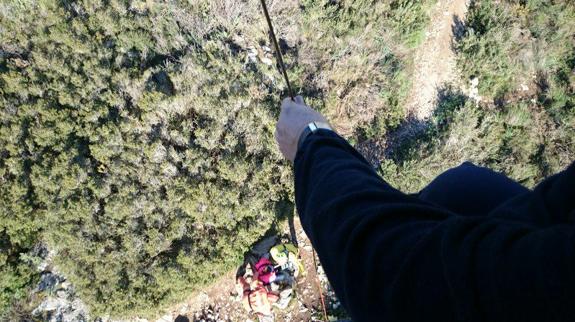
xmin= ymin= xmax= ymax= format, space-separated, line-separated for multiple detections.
xmin=406 ymin=0 xmax=468 ymax=119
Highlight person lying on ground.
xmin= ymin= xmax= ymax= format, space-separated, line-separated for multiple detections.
xmin=275 ymin=95 xmax=575 ymax=322
xmin=237 ymin=266 xmax=278 ymax=317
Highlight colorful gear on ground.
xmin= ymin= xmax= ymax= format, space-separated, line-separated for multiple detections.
xmin=270 ymin=243 xmax=304 ymax=277
xmin=255 ymin=257 xmax=275 ymax=284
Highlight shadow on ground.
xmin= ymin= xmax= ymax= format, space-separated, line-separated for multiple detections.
xmin=357 ymin=86 xmax=468 ymax=168
xmin=385 ymin=86 xmax=467 ymax=163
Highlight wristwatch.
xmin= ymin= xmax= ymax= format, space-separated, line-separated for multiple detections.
xmin=297 ymin=121 xmax=333 ymax=151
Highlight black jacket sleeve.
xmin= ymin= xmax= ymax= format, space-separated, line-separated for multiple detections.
xmin=294 ymin=129 xmax=575 ymax=322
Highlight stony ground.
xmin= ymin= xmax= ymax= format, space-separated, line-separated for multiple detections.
xmin=164 ymin=217 xmax=345 ymax=322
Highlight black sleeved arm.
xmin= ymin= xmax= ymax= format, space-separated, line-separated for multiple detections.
xmin=294 ymin=130 xmax=575 ymax=322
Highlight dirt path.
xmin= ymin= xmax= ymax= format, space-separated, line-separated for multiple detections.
xmin=406 ymin=0 xmax=468 ymax=119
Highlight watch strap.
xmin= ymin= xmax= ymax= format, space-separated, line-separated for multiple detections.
xmin=297 ymin=122 xmax=332 ymax=151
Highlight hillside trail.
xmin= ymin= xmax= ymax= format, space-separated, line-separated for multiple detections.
xmin=406 ymin=0 xmax=469 ymax=120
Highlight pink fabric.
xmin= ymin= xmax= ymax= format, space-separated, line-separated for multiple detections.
xmin=255 ymin=257 xmax=275 ymax=284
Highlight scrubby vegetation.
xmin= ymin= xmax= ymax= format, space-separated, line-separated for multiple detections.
xmin=382 ymin=0 xmax=574 ymax=192
xmin=1 ymin=0 xmax=573 ymax=319
xmin=0 ymin=0 xmax=433 ymax=318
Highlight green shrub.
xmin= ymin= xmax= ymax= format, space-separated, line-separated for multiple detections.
xmin=382 ymin=95 xmax=574 ymax=192
xmin=0 ymin=0 xmax=290 ymax=317
xmin=0 ymin=0 xmax=434 ymax=318
xmin=383 ymin=0 xmax=574 ymax=192
xmin=456 ymin=0 xmax=575 ymax=103
xmin=296 ymin=0 xmax=435 ymax=139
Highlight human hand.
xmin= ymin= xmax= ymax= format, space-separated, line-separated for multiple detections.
xmin=275 ymin=96 xmax=329 ymax=162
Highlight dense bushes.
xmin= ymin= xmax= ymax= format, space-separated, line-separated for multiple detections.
xmin=0 ymin=0 xmax=289 ymax=317
xmin=0 ymin=0 xmax=431 ymax=318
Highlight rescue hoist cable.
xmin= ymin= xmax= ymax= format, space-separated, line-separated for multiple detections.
xmin=259 ymin=0 xmax=295 ymax=100
xmin=260 ymin=1 xmax=328 ymax=320
xmin=313 ymin=248 xmax=330 ymax=322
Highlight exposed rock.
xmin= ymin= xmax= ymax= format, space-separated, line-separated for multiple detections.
xmin=56 ymin=289 xmax=68 ymax=299
xmin=520 ymin=83 xmax=529 ymax=91
xmin=37 ymin=272 xmax=63 ymax=292
xmin=261 ymin=57 xmax=273 ymax=66
xmin=468 ymin=77 xmax=482 ymax=105
xmin=247 ymin=46 xmax=258 ymax=63
xmin=38 ymin=297 xmax=62 ymax=312
xmin=32 ymin=296 xmax=89 ymax=322
xmin=32 ymin=245 xmax=91 ymax=322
